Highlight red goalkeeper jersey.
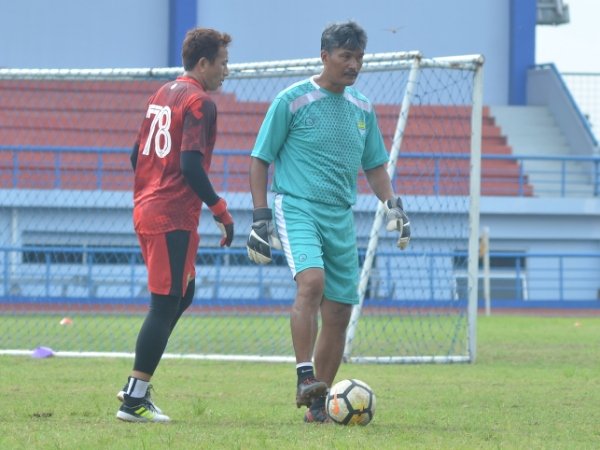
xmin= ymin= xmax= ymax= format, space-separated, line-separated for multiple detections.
xmin=132 ymin=76 xmax=217 ymax=234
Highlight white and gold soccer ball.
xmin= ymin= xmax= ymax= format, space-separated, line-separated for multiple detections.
xmin=325 ymin=378 xmax=376 ymax=426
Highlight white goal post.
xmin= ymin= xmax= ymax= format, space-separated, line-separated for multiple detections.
xmin=344 ymin=54 xmax=484 ymax=363
xmin=0 ymin=52 xmax=484 ymax=364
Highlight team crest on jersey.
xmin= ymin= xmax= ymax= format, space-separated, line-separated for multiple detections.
xmin=357 ymin=120 xmax=366 ymax=135
xmin=305 ymin=116 xmax=316 ymax=127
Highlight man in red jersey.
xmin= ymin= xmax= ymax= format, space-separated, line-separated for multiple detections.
xmin=116 ymin=28 xmax=234 ymax=423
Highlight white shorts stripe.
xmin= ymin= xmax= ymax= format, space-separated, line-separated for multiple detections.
xmin=273 ymin=193 xmax=296 ymax=277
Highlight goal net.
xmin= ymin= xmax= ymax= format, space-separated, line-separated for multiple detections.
xmin=0 ymin=52 xmax=483 ymax=363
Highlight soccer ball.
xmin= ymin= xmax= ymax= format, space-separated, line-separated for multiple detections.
xmin=325 ymin=378 xmax=376 ymax=426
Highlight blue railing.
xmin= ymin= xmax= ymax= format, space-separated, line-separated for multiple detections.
xmin=2 ymin=146 xmax=127 ymax=191
xmin=1 ymin=245 xmax=598 ymax=308
xmin=1 ymin=146 xmax=599 ymax=197
xmin=481 ymin=153 xmax=600 ymax=197
xmin=472 ymin=251 xmax=600 ymax=308
xmin=0 ymin=245 xmax=293 ymax=307
xmin=0 ymin=146 xmax=252 ymax=192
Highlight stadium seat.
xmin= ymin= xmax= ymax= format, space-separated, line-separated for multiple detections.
xmin=0 ymin=80 xmax=533 ymax=196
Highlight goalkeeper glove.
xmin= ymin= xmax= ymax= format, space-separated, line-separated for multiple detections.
xmin=247 ymin=207 xmax=281 ymax=264
xmin=210 ymin=198 xmax=234 ymax=247
xmin=384 ymin=197 xmax=411 ymax=250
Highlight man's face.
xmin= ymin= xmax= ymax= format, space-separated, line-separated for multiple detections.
xmin=200 ymin=46 xmax=229 ymax=91
xmin=322 ymin=47 xmax=364 ymax=88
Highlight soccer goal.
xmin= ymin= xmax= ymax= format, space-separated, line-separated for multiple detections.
xmin=0 ymin=52 xmax=483 ymax=363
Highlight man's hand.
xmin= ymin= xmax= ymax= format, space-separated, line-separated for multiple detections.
xmin=247 ymin=207 xmax=281 ymax=264
xmin=209 ymin=198 xmax=234 ymax=247
xmin=384 ymin=197 xmax=411 ymax=250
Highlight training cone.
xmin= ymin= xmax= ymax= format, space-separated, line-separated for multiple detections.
xmin=32 ymin=346 xmax=55 ymax=358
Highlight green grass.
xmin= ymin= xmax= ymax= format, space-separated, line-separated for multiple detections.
xmin=1 ymin=315 xmax=600 ymax=449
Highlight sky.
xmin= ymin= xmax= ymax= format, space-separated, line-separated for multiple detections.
xmin=536 ymin=0 xmax=600 ymax=73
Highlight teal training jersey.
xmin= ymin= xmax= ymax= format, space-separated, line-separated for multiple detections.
xmin=251 ymin=77 xmax=389 ymax=207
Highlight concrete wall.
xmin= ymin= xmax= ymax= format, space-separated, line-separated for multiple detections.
xmin=0 ymin=0 xmax=169 ymax=69
xmin=1 ymin=0 xmax=511 ymax=104
xmin=1 ymin=191 xmax=599 ymax=303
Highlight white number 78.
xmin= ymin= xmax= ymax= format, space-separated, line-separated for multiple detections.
xmin=142 ymin=104 xmax=172 ymax=158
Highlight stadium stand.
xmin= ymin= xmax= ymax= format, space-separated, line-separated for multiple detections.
xmin=0 ymin=79 xmax=532 ymax=196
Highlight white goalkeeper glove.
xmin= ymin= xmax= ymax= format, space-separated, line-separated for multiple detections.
xmin=247 ymin=207 xmax=282 ymax=264
xmin=384 ymin=197 xmax=411 ymax=250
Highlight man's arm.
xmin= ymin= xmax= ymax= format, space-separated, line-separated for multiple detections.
xmin=249 ymin=156 xmax=270 ymax=208
xmin=180 ymin=151 xmax=233 ymax=247
xmin=180 ymin=151 xmax=219 ymax=206
xmin=364 ymin=164 xmax=411 ymax=250
xmin=364 ymin=164 xmax=394 ymax=201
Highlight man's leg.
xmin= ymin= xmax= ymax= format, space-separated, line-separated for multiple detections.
xmin=116 ymin=293 xmax=179 ymax=422
xmin=132 ymin=293 xmax=180 ymax=377
xmin=117 ymin=230 xmax=194 ymax=422
xmin=291 ymin=268 xmax=328 ymax=407
xmin=304 ymin=299 xmax=352 ymax=423
xmin=303 ymin=298 xmax=352 ymax=423
xmin=117 ymin=277 xmax=194 ymax=420
xmin=313 ymin=298 xmax=353 ymax=387
xmin=291 ymin=268 xmax=323 ymax=363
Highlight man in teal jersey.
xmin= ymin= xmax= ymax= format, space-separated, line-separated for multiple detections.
xmin=247 ymin=21 xmax=410 ymax=423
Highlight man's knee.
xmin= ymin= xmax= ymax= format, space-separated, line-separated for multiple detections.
xmin=295 ymin=268 xmax=325 ymax=303
xmin=321 ymin=299 xmax=352 ymax=329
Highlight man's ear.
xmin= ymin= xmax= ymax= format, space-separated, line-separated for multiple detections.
xmin=320 ymin=49 xmax=328 ymax=64
xmin=195 ymin=56 xmax=209 ymax=71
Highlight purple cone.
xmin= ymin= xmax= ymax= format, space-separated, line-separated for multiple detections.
xmin=32 ymin=346 xmax=55 ymax=358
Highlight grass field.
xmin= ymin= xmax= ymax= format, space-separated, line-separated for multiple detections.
xmin=1 ymin=314 xmax=600 ymax=449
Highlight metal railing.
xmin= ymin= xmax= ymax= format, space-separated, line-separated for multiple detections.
xmin=483 ymin=153 xmax=600 ymax=197
xmin=1 ymin=146 xmax=599 ymax=197
xmin=474 ymin=250 xmax=600 ymax=309
xmin=1 ymin=246 xmax=598 ymax=308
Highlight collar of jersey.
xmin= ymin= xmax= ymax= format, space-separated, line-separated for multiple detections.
xmin=176 ymin=75 xmax=205 ymax=91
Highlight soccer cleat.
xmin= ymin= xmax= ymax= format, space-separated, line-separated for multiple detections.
xmin=117 ymin=383 xmax=163 ymax=414
xmin=116 ymin=398 xmax=171 ymax=423
xmin=296 ymin=377 xmax=328 ymax=408
xmin=304 ymin=399 xmax=332 ymax=424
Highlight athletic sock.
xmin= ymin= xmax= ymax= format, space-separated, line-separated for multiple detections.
xmin=296 ymin=362 xmax=315 ymax=384
xmin=124 ymin=376 xmax=149 ymax=402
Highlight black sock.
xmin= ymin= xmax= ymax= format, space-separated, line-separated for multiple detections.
xmin=296 ymin=364 xmax=314 ymax=384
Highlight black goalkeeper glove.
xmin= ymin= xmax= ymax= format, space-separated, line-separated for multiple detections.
xmin=384 ymin=197 xmax=411 ymax=250
xmin=247 ymin=207 xmax=281 ymax=264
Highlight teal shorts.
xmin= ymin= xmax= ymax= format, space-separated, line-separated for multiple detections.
xmin=273 ymin=193 xmax=359 ymax=305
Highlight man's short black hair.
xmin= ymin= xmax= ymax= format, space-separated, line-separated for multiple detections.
xmin=321 ymin=21 xmax=367 ymax=53
xmin=181 ymin=28 xmax=232 ymax=71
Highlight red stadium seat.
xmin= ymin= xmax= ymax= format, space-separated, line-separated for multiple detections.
xmin=0 ymin=80 xmax=533 ymax=196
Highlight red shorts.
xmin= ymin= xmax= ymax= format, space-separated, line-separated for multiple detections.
xmin=137 ymin=230 xmax=199 ymax=297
